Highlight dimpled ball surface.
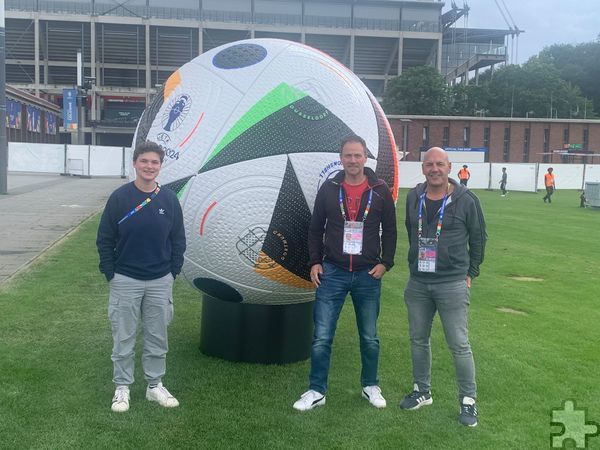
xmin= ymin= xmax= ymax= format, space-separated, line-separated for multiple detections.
xmin=133 ymin=38 xmax=398 ymax=305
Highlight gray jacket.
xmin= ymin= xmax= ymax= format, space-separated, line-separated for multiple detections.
xmin=405 ymin=178 xmax=487 ymax=283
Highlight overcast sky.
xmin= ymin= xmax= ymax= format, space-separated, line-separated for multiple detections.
xmin=453 ymin=0 xmax=600 ymax=63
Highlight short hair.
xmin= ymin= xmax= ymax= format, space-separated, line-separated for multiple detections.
xmin=502 ymin=167 xmax=506 ymax=170
xmin=463 ymin=164 xmax=468 ymax=168
xmin=548 ymin=167 xmax=553 ymax=171
xmin=340 ymin=135 xmax=367 ymax=155
xmin=133 ymin=141 xmax=165 ymax=163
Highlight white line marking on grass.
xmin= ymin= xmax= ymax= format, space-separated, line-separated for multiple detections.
xmin=496 ymin=307 xmax=529 ymax=316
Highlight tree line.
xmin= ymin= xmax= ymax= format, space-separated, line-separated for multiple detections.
xmin=382 ymin=40 xmax=600 ymax=119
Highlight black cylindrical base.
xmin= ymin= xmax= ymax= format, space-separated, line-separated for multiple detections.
xmin=200 ymin=295 xmax=313 ymax=364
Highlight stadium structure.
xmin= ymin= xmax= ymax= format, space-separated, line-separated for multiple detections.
xmin=5 ymin=0 xmax=512 ymax=145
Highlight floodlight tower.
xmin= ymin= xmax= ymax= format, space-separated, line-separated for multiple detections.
xmin=493 ymin=0 xmax=523 ymax=64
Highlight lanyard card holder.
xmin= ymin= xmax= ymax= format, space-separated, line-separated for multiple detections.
xmin=343 ymin=220 xmax=364 ymax=255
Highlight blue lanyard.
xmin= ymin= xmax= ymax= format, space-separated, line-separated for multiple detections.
xmin=118 ymin=184 xmax=161 ymax=225
xmin=417 ymin=192 xmax=449 ymax=241
xmin=338 ymin=185 xmax=373 ymax=222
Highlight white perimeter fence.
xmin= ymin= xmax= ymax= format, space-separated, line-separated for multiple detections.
xmin=8 ymin=143 xmax=133 ymax=178
xmin=7 ymin=143 xmax=600 ymax=192
xmin=398 ymin=162 xmax=600 ymax=191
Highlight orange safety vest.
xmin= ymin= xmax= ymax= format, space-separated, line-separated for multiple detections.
xmin=544 ymin=173 xmax=555 ymax=187
xmin=458 ymin=168 xmax=470 ymax=180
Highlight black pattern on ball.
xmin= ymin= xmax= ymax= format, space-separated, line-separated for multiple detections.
xmin=193 ymin=278 xmax=243 ymax=303
xmin=163 ymin=175 xmax=194 ymax=195
xmin=212 ymin=43 xmax=268 ymax=69
xmin=135 ymin=85 xmax=164 ymax=148
xmin=261 ymin=158 xmax=312 ymax=281
xmin=199 ymin=96 xmax=357 ymax=173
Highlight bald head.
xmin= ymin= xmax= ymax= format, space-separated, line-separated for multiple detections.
xmin=422 ymin=147 xmax=452 ymax=190
xmin=423 ymin=147 xmax=449 ymax=164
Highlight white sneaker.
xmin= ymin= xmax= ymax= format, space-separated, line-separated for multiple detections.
xmin=293 ymin=390 xmax=326 ymax=411
xmin=362 ymin=385 xmax=387 ymax=408
xmin=146 ymin=382 xmax=179 ymax=408
xmin=111 ymin=386 xmax=130 ymax=412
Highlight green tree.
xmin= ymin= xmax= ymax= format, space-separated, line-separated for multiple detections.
xmin=537 ymin=42 xmax=600 ymax=116
xmin=382 ymin=66 xmax=451 ymax=115
xmin=486 ymin=61 xmax=589 ymax=119
xmin=449 ymin=83 xmax=490 ymax=116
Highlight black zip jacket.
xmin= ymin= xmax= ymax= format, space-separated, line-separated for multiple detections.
xmin=308 ymin=167 xmax=397 ymax=272
xmin=405 ymin=178 xmax=487 ymax=283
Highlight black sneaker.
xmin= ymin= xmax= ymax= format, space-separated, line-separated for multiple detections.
xmin=399 ymin=383 xmax=433 ymax=410
xmin=458 ymin=396 xmax=478 ymax=427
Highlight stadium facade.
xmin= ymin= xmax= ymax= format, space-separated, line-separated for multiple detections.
xmin=3 ymin=0 xmax=485 ymax=143
xmin=6 ymin=0 xmax=516 ymax=153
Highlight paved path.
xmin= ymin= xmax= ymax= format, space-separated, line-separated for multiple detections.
xmin=0 ymin=172 xmax=126 ymax=284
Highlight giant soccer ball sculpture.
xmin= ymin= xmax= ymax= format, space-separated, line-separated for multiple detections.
xmin=133 ymin=39 xmax=398 ymax=363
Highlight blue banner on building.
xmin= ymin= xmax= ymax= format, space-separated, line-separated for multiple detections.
xmin=443 ymin=147 xmax=488 ymax=152
xmin=26 ymin=105 xmax=33 ymax=131
xmin=63 ymin=88 xmax=78 ymax=131
xmin=45 ymin=113 xmax=57 ymax=135
xmin=27 ymin=106 xmax=42 ymax=133
xmin=8 ymin=100 xmax=22 ymax=129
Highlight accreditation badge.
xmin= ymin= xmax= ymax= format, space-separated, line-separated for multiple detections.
xmin=417 ymin=237 xmax=438 ymax=273
xmin=343 ymin=221 xmax=364 ymax=255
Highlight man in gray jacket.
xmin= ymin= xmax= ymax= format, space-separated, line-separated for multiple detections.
xmin=400 ymin=147 xmax=487 ymax=427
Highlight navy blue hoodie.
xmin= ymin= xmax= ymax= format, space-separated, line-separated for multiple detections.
xmin=96 ymin=182 xmax=186 ymax=281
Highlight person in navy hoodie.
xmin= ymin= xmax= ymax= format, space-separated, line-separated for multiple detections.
xmin=97 ymin=141 xmax=186 ymax=413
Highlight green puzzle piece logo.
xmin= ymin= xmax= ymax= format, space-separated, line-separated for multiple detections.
xmin=551 ymin=400 xmax=599 ymax=448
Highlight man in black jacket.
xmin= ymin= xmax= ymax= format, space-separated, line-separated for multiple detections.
xmin=400 ymin=147 xmax=486 ymax=427
xmin=97 ymin=141 xmax=186 ymax=413
xmin=293 ymin=135 xmax=397 ymax=411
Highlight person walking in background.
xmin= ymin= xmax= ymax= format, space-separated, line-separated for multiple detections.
xmin=293 ymin=135 xmax=397 ymax=412
xmin=543 ymin=167 xmax=556 ymax=203
xmin=580 ymin=190 xmax=587 ymax=208
xmin=458 ymin=165 xmax=470 ymax=187
xmin=499 ymin=167 xmax=508 ymax=196
xmin=97 ymin=141 xmax=186 ymax=413
xmin=400 ymin=147 xmax=487 ymax=427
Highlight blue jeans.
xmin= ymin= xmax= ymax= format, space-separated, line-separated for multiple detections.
xmin=309 ymin=262 xmax=382 ymax=395
xmin=404 ymin=277 xmax=476 ymax=398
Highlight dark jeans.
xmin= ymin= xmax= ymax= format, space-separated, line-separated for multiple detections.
xmin=404 ymin=277 xmax=476 ymax=398
xmin=460 ymin=179 xmax=468 ymax=186
xmin=309 ymin=262 xmax=382 ymax=394
xmin=500 ymin=183 xmax=507 ymax=195
xmin=543 ymin=186 xmax=554 ymax=203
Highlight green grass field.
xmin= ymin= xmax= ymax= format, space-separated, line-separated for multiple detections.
xmin=1 ymin=189 xmax=599 ymax=449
